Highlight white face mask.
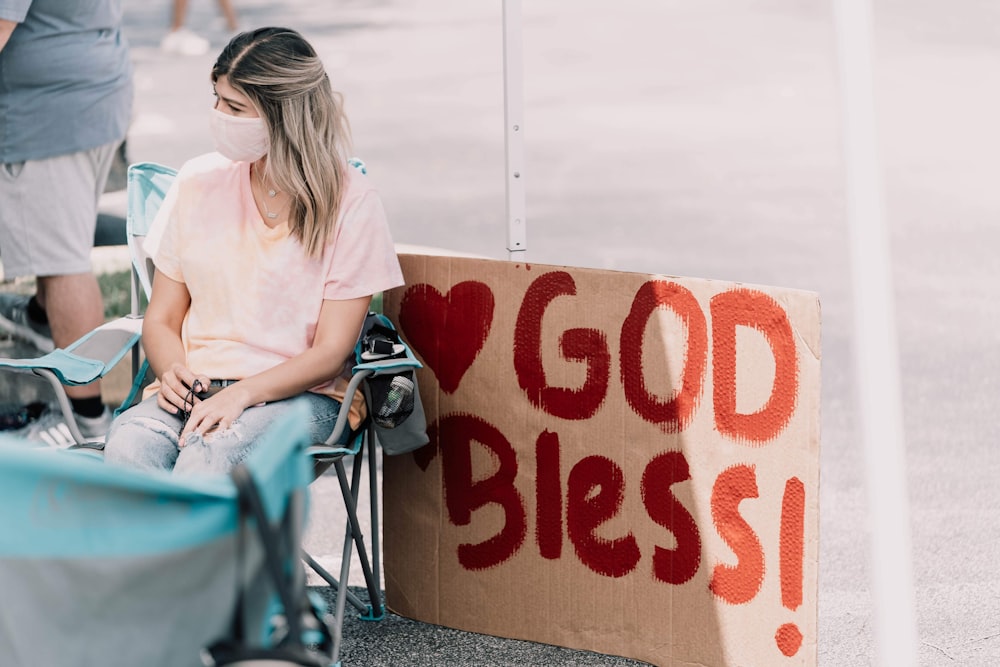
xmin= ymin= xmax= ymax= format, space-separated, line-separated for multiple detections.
xmin=209 ymin=107 xmax=270 ymax=162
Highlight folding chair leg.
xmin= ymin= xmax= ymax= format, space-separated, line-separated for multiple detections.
xmin=304 ymin=435 xmax=386 ymax=664
xmin=302 ymin=552 xmax=369 ymax=613
xmin=32 ymin=368 xmax=86 ymax=444
xmin=328 ymin=451 xmax=382 ymax=667
xmin=367 ymin=428 xmax=383 ymax=616
xmin=330 ymin=507 xmax=353 ymax=667
xmin=334 ymin=454 xmax=382 ymax=615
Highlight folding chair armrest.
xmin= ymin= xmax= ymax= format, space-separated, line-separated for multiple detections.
xmin=307 ymin=369 xmax=370 ymax=466
xmin=0 ymin=316 xmax=142 ymax=386
xmin=306 ymin=442 xmax=356 ymax=465
xmin=311 ymin=340 xmax=423 ymax=464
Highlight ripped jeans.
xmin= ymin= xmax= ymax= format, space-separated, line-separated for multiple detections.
xmin=103 ymin=393 xmax=343 ymax=475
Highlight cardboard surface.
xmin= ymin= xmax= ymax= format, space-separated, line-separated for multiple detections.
xmin=382 ymin=254 xmax=820 ymax=667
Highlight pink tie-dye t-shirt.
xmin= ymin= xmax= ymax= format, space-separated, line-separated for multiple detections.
xmin=142 ymin=152 xmax=404 ymax=426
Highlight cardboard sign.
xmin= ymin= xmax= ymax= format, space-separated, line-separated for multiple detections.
xmin=382 ymin=254 xmax=820 ymax=667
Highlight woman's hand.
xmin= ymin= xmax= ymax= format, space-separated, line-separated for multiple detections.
xmin=157 ymin=362 xmax=210 ymax=418
xmin=179 ymin=383 xmax=255 ymax=447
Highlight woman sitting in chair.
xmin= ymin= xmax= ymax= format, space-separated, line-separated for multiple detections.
xmin=104 ymin=27 xmax=403 ymax=474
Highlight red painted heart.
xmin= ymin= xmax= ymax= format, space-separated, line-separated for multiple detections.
xmin=398 ymin=281 xmax=494 ymax=394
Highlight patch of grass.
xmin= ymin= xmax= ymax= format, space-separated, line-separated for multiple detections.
xmin=98 ymin=270 xmax=141 ymax=320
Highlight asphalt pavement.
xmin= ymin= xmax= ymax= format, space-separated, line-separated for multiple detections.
xmin=88 ymin=0 xmax=1000 ymax=664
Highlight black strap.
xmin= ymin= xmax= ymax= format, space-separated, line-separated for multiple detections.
xmin=231 ymin=497 xmax=248 ymax=643
xmin=362 ymin=321 xmax=401 ymax=354
xmin=365 ymin=322 xmax=399 ymax=342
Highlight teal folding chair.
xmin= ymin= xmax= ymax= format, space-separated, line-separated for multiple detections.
xmin=0 ymin=400 xmax=334 ymax=667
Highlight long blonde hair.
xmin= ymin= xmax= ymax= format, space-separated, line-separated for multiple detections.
xmin=212 ymin=27 xmax=352 ymax=257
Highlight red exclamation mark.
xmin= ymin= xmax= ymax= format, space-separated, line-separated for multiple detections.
xmin=775 ymin=477 xmax=805 ymax=657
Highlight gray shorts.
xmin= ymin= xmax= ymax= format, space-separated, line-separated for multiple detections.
xmin=0 ymin=141 xmax=119 ymax=279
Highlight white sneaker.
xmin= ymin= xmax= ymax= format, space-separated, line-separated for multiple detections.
xmin=15 ymin=406 xmax=112 ymax=448
xmin=160 ymin=28 xmax=210 ymax=56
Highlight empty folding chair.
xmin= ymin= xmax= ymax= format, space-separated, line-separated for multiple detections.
xmin=0 ymin=400 xmax=335 ymax=667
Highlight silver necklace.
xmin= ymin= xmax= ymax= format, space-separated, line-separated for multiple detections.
xmin=257 ymin=170 xmax=284 ymax=220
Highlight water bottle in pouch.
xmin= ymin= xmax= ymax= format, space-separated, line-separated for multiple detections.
xmin=375 ymin=375 xmax=415 ymax=428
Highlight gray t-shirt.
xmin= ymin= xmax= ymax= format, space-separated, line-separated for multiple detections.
xmin=0 ymin=0 xmax=133 ymax=162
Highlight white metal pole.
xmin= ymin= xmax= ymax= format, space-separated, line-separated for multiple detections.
xmin=502 ymin=0 xmax=526 ymax=260
xmin=832 ymin=1 xmax=918 ymax=665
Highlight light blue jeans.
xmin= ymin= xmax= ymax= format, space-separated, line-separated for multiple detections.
xmin=103 ymin=393 xmax=344 ymax=475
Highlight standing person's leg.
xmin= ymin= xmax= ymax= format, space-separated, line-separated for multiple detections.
xmin=217 ymin=0 xmax=238 ymax=32
xmin=169 ymin=0 xmax=189 ymax=32
xmin=35 ymin=272 xmax=105 ymax=395
xmin=42 ymin=140 xmax=116 ymax=410
xmin=0 ymin=140 xmax=119 ymax=441
xmin=161 ymin=0 xmax=210 ymax=55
